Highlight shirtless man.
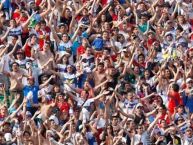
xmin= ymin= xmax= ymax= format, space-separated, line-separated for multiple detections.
xmin=93 ymin=62 xmax=106 ymax=86
xmin=32 ymin=41 xmax=54 ymax=74
xmin=2 ymin=62 xmax=29 ymax=102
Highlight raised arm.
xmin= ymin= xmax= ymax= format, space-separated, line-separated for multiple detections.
xmin=0 ymin=28 xmax=10 ymax=42
xmin=39 ymin=75 xmax=55 ymax=89
xmin=7 ymin=41 xmax=19 ymax=56
xmin=40 ymin=0 xmax=51 ymax=18
xmin=147 ymin=113 xmax=161 ymax=133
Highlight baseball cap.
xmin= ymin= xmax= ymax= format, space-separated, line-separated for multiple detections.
xmin=186 ymin=78 xmax=193 ymax=83
xmin=135 ymin=103 xmax=143 ymax=108
xmin=49 ymin=115 xmax=59 ymax=125
xmin=4 ymin=133 xmax=12 ymax=142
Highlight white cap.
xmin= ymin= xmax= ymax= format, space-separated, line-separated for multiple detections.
xmin=49 ymin=115 xmax=59 ymax=125
xmin=186 ymin=78 xmax=193 ymax=83
xmin=96 ymin=118 xmax=106 ymax=129
xmin=135 ymin=103 xmax=143 ymax=108
xmin=0 ymin=45 xmax=5 ymax=49
xmin=4 ymin=133 xmax=12 ymax=142
xmin=165 ymin=32 xmax=173 ymax=37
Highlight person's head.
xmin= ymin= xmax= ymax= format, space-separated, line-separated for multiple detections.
xmin=0 ymin=105 xmax=8 ymax=116
xmin=53 ymin=84 xmax=60 ymax=93
xmin=176 ymin=25 xmax=183 ymax=35
xmin=80 ymin=90 xmax=89 ymax=100
xmin=112 ymin=115 xmax=119 ymax=126
xmin=101 ymin=14 xmax=106 ymax=22
xmin=160 ymin=119 xmax=167 ymax=128
xmin=60 ymin=110 xmax=69 ymax=120
xmin=12 ymin=62 xmax=19 ymax=72
xmin=117 ymin=34 xmax=125 ymax=43
xmin=62 ymin=33 xmax=69 ymax=42
xmin=123 ymin=22 xmax=128 ymax=30
xmin=27 ymin=76 xmax=34 ymax=86
xmin=171 ymin=83 xmax=179 ymax=92
xmin=137 ymin=2 xmax=146 ymax=11
xmin=135 ymin=104 xmax=143 ymax=114
xmin=102 ymin=30 xmax=109 ymax=40
xmin=27 ymin=140 xmax=35 ymax=145
xmin=66 ymin=65 xmax=73 ymax=73
xmin=43 ymin=41 xmax=51 ymax=51
xmin=97 ymin=63 xmax=104 ymax=72
xmin=106 ymin=125 xmax=114 ymax=136
xmin=177 ymin=105 xmax=184 ymax=114
xmin=112 ymin=27 xmax=119 ymax=35
xmin=166 ymin=33 xmax=173 ymax=41
xmin=186 ymin=78 xmax=193 ymax=89
xmin=144 ymin=69 xmax=151 ymax=79
xmin=136 ymin=125 xmax=144 ymax=134
xmin=74 ymin=108 xmax=80 ymax=118
xmin=104 ymin=22 xmax=111 ymax=31
xmin=0 ymin=132 xmax=4 ymax=143
xmin=16 ymin=50 xmax=24 ymax=60
xmin=64 ymin=8 xmax=71 ymax=17
xmin=85 ymin=47 xmax=92 ymax=55
xmin=35 ymin=22 xmax=41 ymax=30
xmin=23 ymin=131 xmax=31 ymax=141
xmin=147 ymin=31 xmax=155 ymax=39
xmin=56 ymin=93 xmax=65 ymax=102
xmin=40 ymin=20 xmax=46 ymax=29
xmin=153 ymin=95 xmax=163 ymax=107
xmin=29 ymin=34 xmax=37 ymax=45
xmin=108 ymin=66 xmax=116 ymax=76
xmin=126 ymin=119 xmax=135 ymax=129
xmin=82 ymin=8 xmax=88 ymax=16
xmin=12 ymin=35 xmax=18 ymax=44
xmin=177 ymin=15 xmax=185 ymax=24
xmin=3 ymin=122 xmax=11 ymax=133
xmin=165 ymin=21 xmax=174 ymax=30
xmin=137 ymin=53 xmax=145 ymax=64
xmin=140 ymin=15 xmax=148 ymax=24
xmin=176 ymin=117 xmax=184 ymax=125
xmin=186 ymin=127 xmax=193 ymax=138
xmin=10 ymin=19 xmax=16 ymax=28
xmin=164 ymin=68 xmax=171 ymax=78
xmin=133 ymin=65 xmax=140 ymax=74
xmin=58 ymin=23 xmax=68 ymax=34
xmin=127 ymin=92 xmax=134 ymax=101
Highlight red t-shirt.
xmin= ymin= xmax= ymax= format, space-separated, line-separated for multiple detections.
xmin=112 ymin=14 xmax=118 ymax=21
xmin=147 ymin=38 xmax=156 ymax=48
xmin=36 ymin=0 xmax=42 ymax=6
xmin=168 ymin=90 xmax=183 ymax=114
xmin=24 ymin=44 xmax=32 ymax=57
xmin=57 ymin=102 xmax=70 ymax=113
xmin=101 ymin=0 xmax=108 ymax=6
xmin=12 ymin=11 xmax=20 ymax=20
xmin=77 ymin=45 xmax=86 ymax=56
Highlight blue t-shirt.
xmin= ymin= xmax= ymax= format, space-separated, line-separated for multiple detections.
xmin=92 ymin=37 xmax=104 ymax=51
xmin=1 ymin=0 xmax=10 ymax=9
xmin=23 ymin=85 xmax=39 ymax=107
xmin=119 ymin=0 xmax=126 ymax=4
xmin=182 ymin=92 xmax=193 ymax=113
xmin=76 ymin=72 xmax=87 ymax=88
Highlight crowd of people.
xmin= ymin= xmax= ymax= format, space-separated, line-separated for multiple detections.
xmin=0 ymin=0 xmax=193 ymax=144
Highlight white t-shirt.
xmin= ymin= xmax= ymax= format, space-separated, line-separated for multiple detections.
xmin=8 ymin=26 xmax=22 ymax=45
xmin=0 ymin=54 xmax=11 ymax=72
xmin=133 ymin=131 xmax=151 ymax=145
xmin=57 ymin=41 xmax=72 ymax=56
